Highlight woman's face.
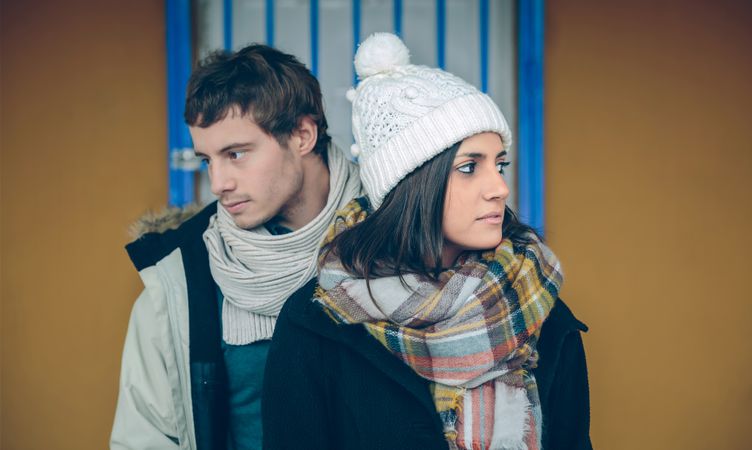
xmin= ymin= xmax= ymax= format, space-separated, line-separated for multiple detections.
xmin=442 ymin=132 xmax=510 ymax=267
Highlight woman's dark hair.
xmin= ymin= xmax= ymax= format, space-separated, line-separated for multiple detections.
xmin=325 ymin=143 xmax=540 ymax=282
xmin=184 ymin=44 xmax=331 ymax=160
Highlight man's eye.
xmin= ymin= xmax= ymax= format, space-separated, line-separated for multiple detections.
xmin=496 ymin=161 xmax=511 ymax=174
xmin=457 ymin=162 xmax=476 ymax=174
xmin=230 ymin=151 xmax=246 ymax=160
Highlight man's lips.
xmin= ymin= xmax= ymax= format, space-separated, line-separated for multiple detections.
xmin=222 ymin=200 xmax=249 ymax=214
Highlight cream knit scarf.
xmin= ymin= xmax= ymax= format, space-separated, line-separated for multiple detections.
xmin=203 ymin=146 xmax=361 ymax=345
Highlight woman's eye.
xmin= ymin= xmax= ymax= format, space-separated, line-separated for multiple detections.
xmin=496 ymin=161 xmax=511 ymax=174
xmin=457 ymin=162 xmax=476 ymax=174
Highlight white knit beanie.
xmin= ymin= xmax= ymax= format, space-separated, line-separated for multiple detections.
xmin=348 ymin=32 xmax=513 ymax=209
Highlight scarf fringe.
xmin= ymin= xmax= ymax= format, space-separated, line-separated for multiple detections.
xmin=315 ymin=199 xmax=562 ymax=449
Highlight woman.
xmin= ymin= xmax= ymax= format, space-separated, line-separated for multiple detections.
xmin=263 ymin=33 xmax=591 ymax=450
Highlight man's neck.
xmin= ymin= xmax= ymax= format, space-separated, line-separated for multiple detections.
xmin=277 ymin=154 xmax=330 ymax=231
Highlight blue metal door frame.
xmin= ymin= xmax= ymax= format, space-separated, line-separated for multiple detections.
xmin=517 ymin=0 xmax=545 ymax=234
xmin=166 ymin=0 xmax=546 ymax=234
xmin=166 ymin=0 xmax=193 ymax=207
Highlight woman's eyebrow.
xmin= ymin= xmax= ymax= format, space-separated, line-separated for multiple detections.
xmin=456 ymin=150 xmax=507 ymax=158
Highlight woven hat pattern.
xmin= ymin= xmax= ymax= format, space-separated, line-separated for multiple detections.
xmin=349 ymin=33 xmax=512 ymax=208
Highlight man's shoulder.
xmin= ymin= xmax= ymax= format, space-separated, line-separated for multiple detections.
xmin=126 ymin=202 xmax=217 ymax=271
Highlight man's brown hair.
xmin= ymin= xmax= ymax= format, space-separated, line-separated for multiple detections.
xmin=184 ymin=44 xmax=330 ymax=160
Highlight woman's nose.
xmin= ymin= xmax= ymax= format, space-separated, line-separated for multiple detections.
xmin=483 ymin=170 xmax=510 ymax=201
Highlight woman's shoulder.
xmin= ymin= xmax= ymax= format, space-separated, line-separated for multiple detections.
xmin=535 ymin=298 xmax=589 ymax=392
xmin=275 ymin=279 xmax=345 ymax=342
xmin=535 ymin=299 xmax=592 ymax=449
xmin=545 ymin=298 xmax=589 ymax=335
xmin=267 ymin=281 xmax=344 ymax=376
xmin=534 ymin=298 xmax=589 ymax=402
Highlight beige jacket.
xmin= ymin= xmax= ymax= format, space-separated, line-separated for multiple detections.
xmin=111 ymin=207 xmax=202 ymax=449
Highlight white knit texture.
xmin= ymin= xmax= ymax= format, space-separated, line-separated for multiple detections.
xmin=203 ymin=145 xmax=361 ymax=345
xmin=350 ymin=33 xmax=512 ymax=208
xmin=358 ymin=93 xmax=511 ymax=208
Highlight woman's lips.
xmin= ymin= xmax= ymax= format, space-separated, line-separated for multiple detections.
xmin=477 ymin=212 xmax=503 ymax=225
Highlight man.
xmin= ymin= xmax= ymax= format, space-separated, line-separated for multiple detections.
xmin=111 ymin=45 xmax=360 ymax=449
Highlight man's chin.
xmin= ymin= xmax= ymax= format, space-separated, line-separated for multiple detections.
xmin=231 ymin=214 xmax=267 ymax=231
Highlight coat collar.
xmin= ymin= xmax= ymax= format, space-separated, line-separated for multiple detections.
xmin=126 ymin=201 xmax=217 ymax=271
xmin=286 ymin=282 xmax=588 ymax=421
xmin=533 ymin=298 xmax=588 ymax=406
xmin=286 ymin=281 xmax=441 ymax=418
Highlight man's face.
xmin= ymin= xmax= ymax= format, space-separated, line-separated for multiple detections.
xmin=190 ymin=111 xmax=304 ymax=230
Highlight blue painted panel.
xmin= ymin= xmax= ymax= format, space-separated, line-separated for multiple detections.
xmin=166 ymin=0 xmax=194 ymax=206
xmin=480 ymin=0 xmax=489 ymax=93
xmin=266 ymin=0 xmax=275 ymax=46
xmin=394 ymin=0 xmax=402 ymax=37
xmin=311 ymin=0 xmax=319 ymax=76
xmin=180 ymin=0 xmax=535 ymax=214
xmin=517 ymin=0 xmax=545 ymax=233
xmin=436 ymin=0 xmax=445 ymax=69
xmin=224 ymin=0 xmax=233 ymax=50
xmin=351 ymin=0 xmax=362 ymax=148
xmin=352 ymin=0 xmax=361 ymax=86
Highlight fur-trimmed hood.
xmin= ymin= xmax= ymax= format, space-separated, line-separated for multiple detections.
xmin=126 ymin=202 xmax=218 ymax=272
xmin=129 ymin=204 xmax=205 ymax=240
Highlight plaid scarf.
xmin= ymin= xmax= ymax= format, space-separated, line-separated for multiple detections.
xmin=316 ymin=200 xmax=563 ymax=450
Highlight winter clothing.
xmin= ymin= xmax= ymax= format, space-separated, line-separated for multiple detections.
xmin=315 ymin=199 xmax=564 ymax=449
xmin=111 ymin=139 xmax=360 ymax=448
xmin=347 ymin=32 xmax=512 ymax=208
xmin=112 ymin=203 xmax=226 ymax=449
xmin=204 ymin=146 xmax=360 ymax=344
xmin=263 ymin=279 xmax=592 ymax=450
xmin=221 ymin=337 xmax=270 ymax=450
xmin=263 ymin=32 xmax=593 ymax=450
xmin=111 ymin=203 xmax=316 ymax=449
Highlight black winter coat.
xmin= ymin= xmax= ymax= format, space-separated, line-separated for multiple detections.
xmin=263 ymin=279 xmax=592 ymax=450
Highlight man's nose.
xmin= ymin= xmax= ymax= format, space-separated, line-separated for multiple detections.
xmin=209 ymin=164 xmax=236 ymax=196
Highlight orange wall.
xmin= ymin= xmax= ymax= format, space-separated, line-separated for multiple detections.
xmin=2 ymin=1 xmax=751 ymax=449
xmin=546 ymin=1 xmax=752 ymax=449
xmin=1 ymin=1 xmax=166 ymax=448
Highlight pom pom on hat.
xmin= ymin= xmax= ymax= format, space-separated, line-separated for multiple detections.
xmin=345 ymin=88 xmax=357 ymax=102
xmin=354 ymin=32 xmax=410 ymax=79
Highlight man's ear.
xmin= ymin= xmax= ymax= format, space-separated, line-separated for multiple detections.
xmin=290 ymin=116 xmax=318 ymax=156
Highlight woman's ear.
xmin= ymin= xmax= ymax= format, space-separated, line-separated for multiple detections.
xmin=290 ymin=116 xmax=318 ymax=156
